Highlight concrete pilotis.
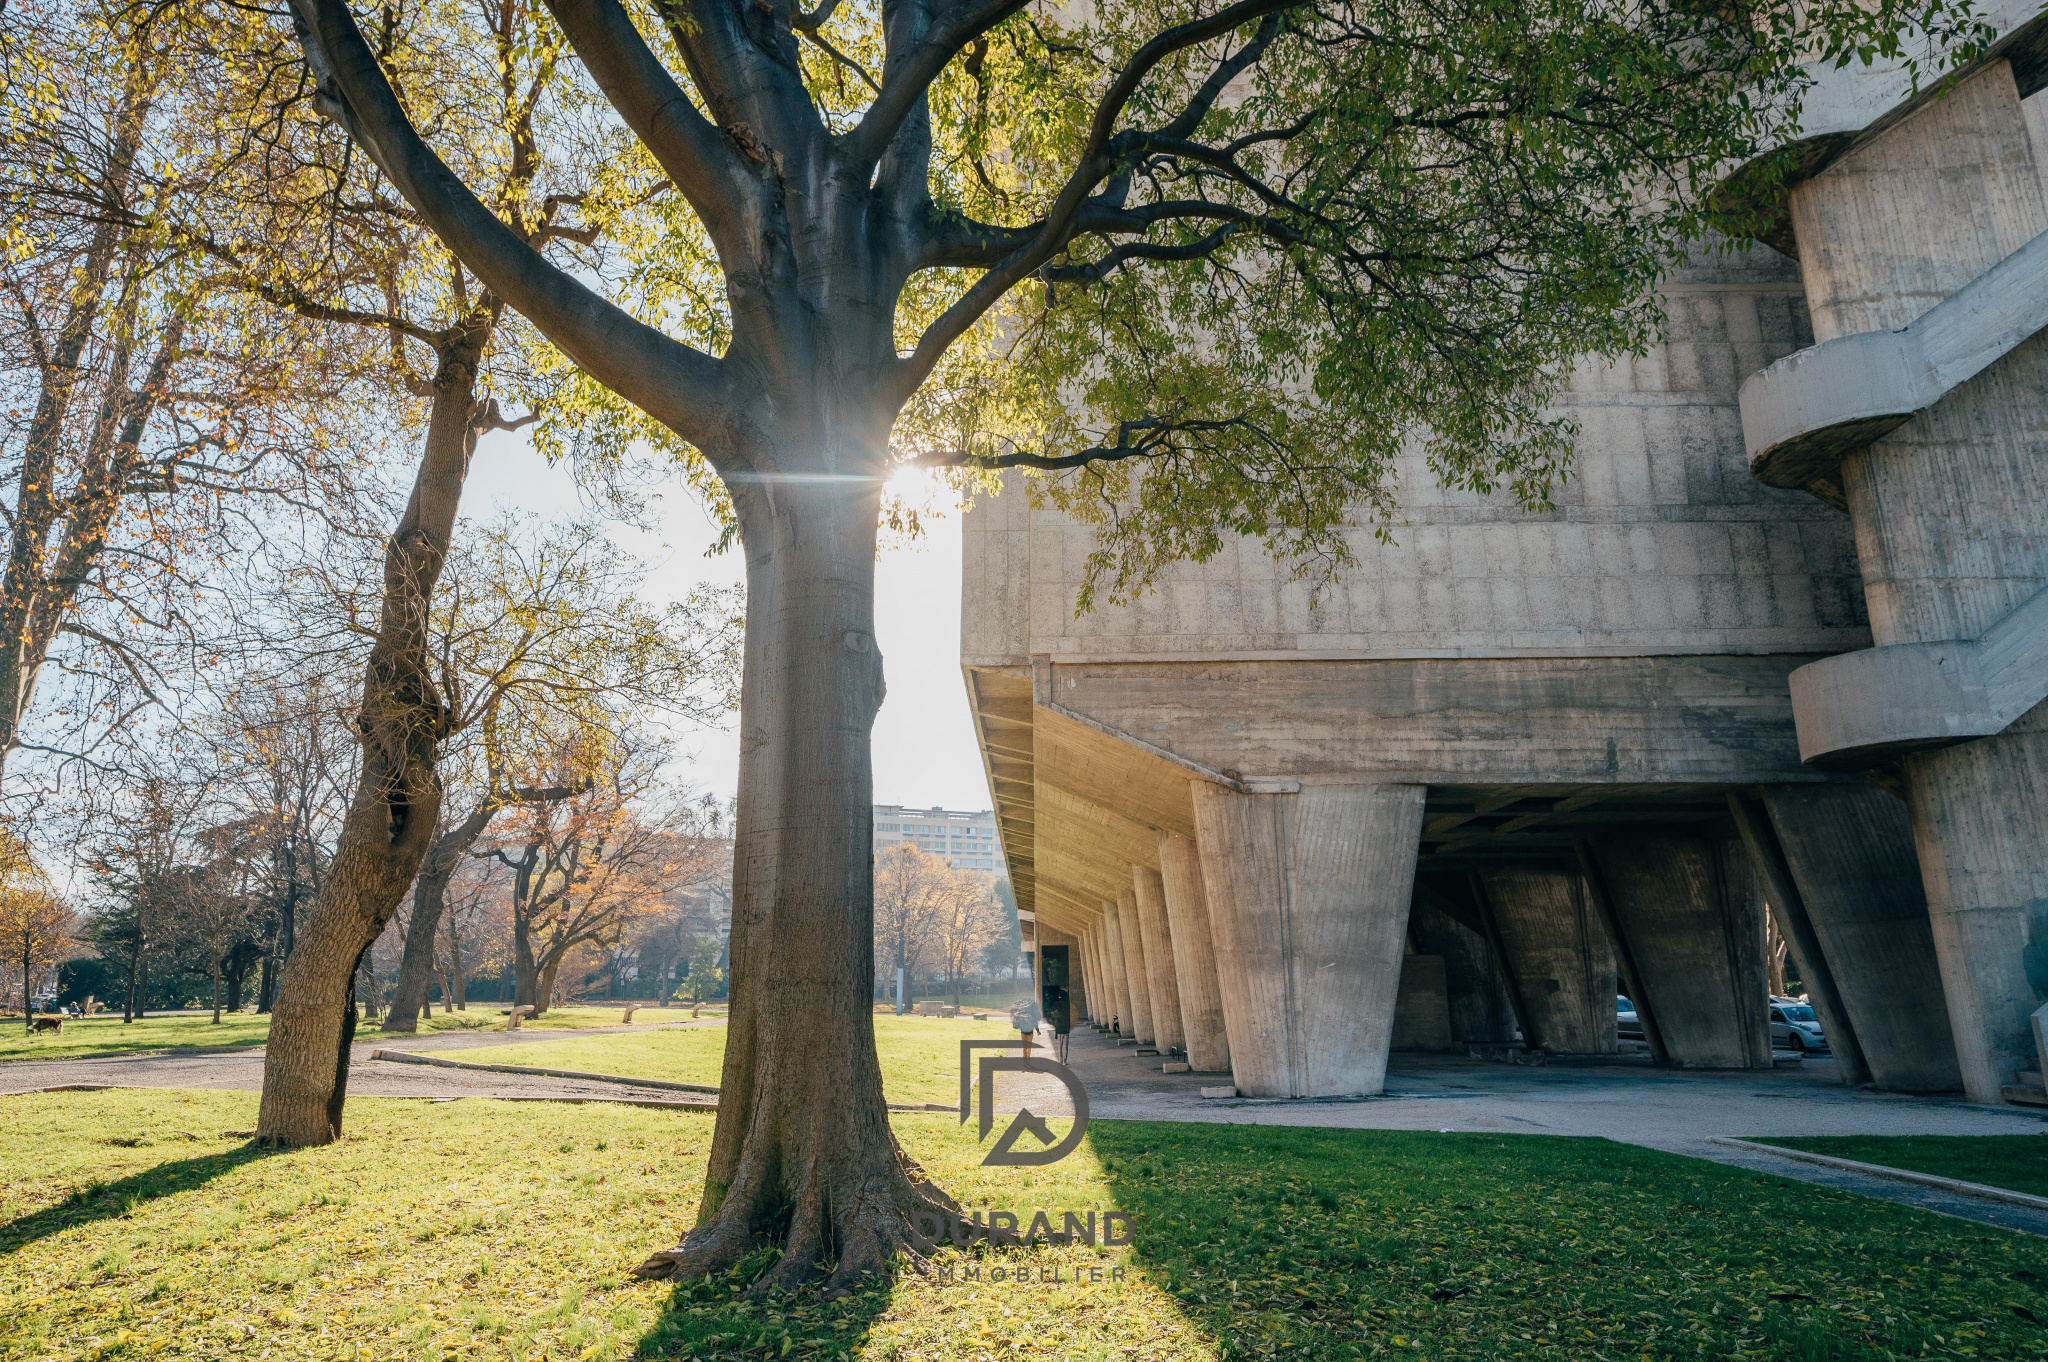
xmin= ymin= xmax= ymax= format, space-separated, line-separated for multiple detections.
xmin=1191 ymin=781 xmax=1425 ymax=1098
xmin=1101 ymin=906 xmax=1137 ymax=1039
xmin=1475 ymin=868 xmax=1616 ymax=1054
xmin=1908 ymin=719 xmax=2048 ymax=1102
xmin=1785 ymin=58 xmax=2048 ymax=1104
xmin=1408 ymin=891 xmax=1517 ymax=1046
xmin=1729 ymin=794 xmax=1873 ymax=1087
xmin=1131 ymin=865 xmax=1187 ymax=1055
xmin=1113 ymin=888 xmax=1155 ymax=1044
xmin=1157 ymin=831 xmax=1231 ymax=1071
xmin=1752 ymin=785 xmax=1962 ymax=1091
xmin=1586 ymin=838 xmax=1772 ymax=1069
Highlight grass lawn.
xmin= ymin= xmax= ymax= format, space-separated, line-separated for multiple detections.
xmin=1755 ymin=1133 xmax=2048 ymax=1198
xmin=7 ymin=1090 xmax=2048 ymax=1361
xmin=0 ymin=1014 xmax=275 ymax=1064
xmin=444 ymin=1014 xmax=1022 ymax=1107
xmin=0 ymin=1005 xmax=701 ymax=1065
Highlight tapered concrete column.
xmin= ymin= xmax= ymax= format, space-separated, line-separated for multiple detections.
xmin=1097 ymin=901 xmax=1130 ymax=1032
xmin=1112 ymin=887 xmax=1155 ymax=1044
xmin=1750 ymin=786 xmax=1962 ymax=1091
xmin=1131 ymin=865 xmax=1186 ymax=1055
xmin=1157 ymin=832 xmax=1231 ymax=1072
xmin=1080 ymin=927 xmax=1103 ymax=1024
xmin=1585 ymin=838 xmax=1772 ymax=1069
xmin=1788 ymin=59 xmax=2048 ymax=1104
xmin=1192 ymin=781 xmax=1425 ymax=1098
xmin=1408 ymin=894 xmax=1517 ymax=1045
xmin=1474 ymin=868 xmax=1616 ymax=1054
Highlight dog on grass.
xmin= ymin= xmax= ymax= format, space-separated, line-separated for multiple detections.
xmin=30 ymin=1016 xmax=63 ymax=1034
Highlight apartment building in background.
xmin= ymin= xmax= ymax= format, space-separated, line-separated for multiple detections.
xmin=873 ymin=805 xmax=1007 ymax=876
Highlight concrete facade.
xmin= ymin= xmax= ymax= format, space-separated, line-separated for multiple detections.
xmin=965 ymin=14 xmax=2048 ymax=1105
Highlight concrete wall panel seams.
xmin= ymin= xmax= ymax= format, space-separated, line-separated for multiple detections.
xmin=1113 ymin=887 xmax=1155 ymax=1046
xmin=1158 ymin=832 xmax=1231 ymax=1072
xmin=1588 ymin=838 xmax=1774 ymax=1069
xmin=1191 ymin=782 xmax=1426 ymax=1099
xmin=1477 ymin=868 xmax=1618 ymax=1055
xmin=1757 ymin=784 xmax=1962 ymax=1092
xmin=1131 ymin=865 xmax=1186 ymax=1055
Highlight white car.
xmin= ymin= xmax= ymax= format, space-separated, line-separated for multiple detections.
xmin=1770 ymin=999 xmax=1827 ymax=1052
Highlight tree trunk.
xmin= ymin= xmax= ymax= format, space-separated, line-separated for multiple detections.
xmin=535 ymin=955 xmax=560 ymax=1017
xmin=448 ymin=918 xmax=466 ymax=1011
xmin=123 ymin=928 xmax=142 ymax=1024
xmin=383 ymin=833 xmax=464 ymax=1032
xmin=635 ymin=473 xmax=954 ymax=1293
xmin=211 ymin=956 xmax=222 ymax=1024
xmin=513 ymin=902 xmax=537 ymax=1012
xmin=255 ymin=331 xmax=487 ymax=1146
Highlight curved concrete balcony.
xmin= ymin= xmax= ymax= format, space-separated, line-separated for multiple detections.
xmin=1740 ymin=225 xmax=2048 ymax=509
xmin=1788 ymin=584 xmax=2048 ymax=768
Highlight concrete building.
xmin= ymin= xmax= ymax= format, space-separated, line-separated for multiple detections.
xmin=872 ymin=805 xmax=1008 ymax=876
xmin=961 ymin=9 xmax=2048 ymax=1105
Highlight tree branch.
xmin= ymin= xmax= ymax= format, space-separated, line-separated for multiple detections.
xmin=286 ymin=0 xmax=733 ymax=449
xmin=889 ymin=0 xmax=1308 ymax=403
xmin=539 ymin=0 xmax=750 ymax=250
xmin=849 ymin=0 xmax=1034 ymax=168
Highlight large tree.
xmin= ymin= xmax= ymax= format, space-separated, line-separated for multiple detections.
xmin=282 ymin=0 xmax=1980 ymax=1289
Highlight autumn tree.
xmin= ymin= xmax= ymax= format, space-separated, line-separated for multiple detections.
xmin=0 ymin=0 xmax=373 ymax=791
xmin=374 ymin=517 xmax=740 ymax=1032
xmin=282 ymin=0 xmax=1984 ymax=1285
xmin=489 ymin=760 xmax=726 ymax=1015
xmin=0 ymin=832 xmax=71 ymax=1026
xmin=871 ymin=842 xmax=958 ymax=1006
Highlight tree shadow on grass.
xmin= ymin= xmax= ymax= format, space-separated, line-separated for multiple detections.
xmin=0 ymin=1141 xmax=278 ymax=1256
xmin=632 ymin=1246 xmax=896 ymax=1359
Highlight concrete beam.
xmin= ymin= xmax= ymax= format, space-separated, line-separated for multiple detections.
xmin=1192 ymin=781 xmax=1425 ymax=1098
xmin=1047 ymin=656 xmax=1832 ymax=788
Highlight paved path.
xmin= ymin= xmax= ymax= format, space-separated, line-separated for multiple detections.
xmin=0 ymin=1017 xmax=729 ymax=1109
xmin=1046 ymin=1027 xmax=2048 ymax=1234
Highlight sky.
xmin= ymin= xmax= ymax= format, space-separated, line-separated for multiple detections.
xmin=469 ymin=430 xmax=994 ymax=814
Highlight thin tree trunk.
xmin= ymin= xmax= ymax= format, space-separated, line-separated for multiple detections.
xmin=211 ymin=955 xmax=222 ymax=1024
xmin=383 ymin=835 xmax=463 ymax=1032
xmin=255 ymin=329 xmax=488 ymax=1146
xmin=636 ymin=473 xmax=953 ymax=1292
xmin=448 ymin=917 xmax=466 ymax=1010
xmin=535 ymin=955 xmax=560 ymax=1017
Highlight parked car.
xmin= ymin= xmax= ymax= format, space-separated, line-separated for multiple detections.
xmin=1770 ymin=999 xmax=1827 ymax=1052
xmin=1617 ymin=995 xmax=1643 ymax=1041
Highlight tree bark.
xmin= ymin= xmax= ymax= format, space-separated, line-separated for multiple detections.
xmin=255 ymin=328 xmax=487 ymax=1146
xmin=383 ymin=819 xmax=475 ymax=1032
xmin=536 ymin=955 xmax=561 ymax=1016
xmin=636 ymin=472 xmax=954 ymax=1294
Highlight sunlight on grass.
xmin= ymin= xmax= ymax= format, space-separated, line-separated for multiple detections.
xmin=438 ymin=1013 xmax=1021 ymax=1106
xmin=5 ymin=1090 xmax=2048 ymax=1360
xmin=0 ymin=1013 xmax=273 ymax=1063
